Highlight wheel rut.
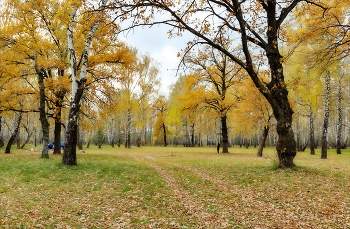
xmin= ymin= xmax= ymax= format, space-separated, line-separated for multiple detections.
xmin=136 ymin=155 xmax=232 ymax=228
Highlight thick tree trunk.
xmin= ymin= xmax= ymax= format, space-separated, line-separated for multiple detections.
xmin=232 ymin=1 xmax=297 ymax=167
xmin=62 ymin=79 xmax=86 ymax=166
xmin=275 ymin=112 xmax=296 ymax=167
xmin=5 ymin=113 xmax=22 ymax=154
xmin=40 ymin=114 xmax=50 ymax=159
xmin=321 ymin=72 xmax=330 ymax=159
xmin=35 ymin=64 xmax=50 ymax=159
xmin=63 ymin=1 xmax=107 ymax=165
xmin=262 ymin=4 xmax=296 ymax=167
xmin=257 ymin=125 xmax=269 ymax=157
xmin=221 ymin=116 xmax=229 ymax=153
xmin=63 ymin=109 xmax=79 ymax=165
xmin=262 ymin=61 xmax=296 ymax=167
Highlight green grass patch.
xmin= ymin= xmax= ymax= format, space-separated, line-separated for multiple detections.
xmin=0 ymin=145 xmax=349 ymax=228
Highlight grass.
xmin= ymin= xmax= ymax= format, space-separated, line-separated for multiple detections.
xmin=0 ymin=145 xmax=349 ymax=228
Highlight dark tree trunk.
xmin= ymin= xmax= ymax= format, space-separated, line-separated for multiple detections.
xmin=240 ymin=1 xmax=296 ymax=167
xmin=63 ymin=108 xmax=79 ymax=165
xmin=190 ymin=123 xmax=195 ymax=147
xmin=35 ymin=62 xmax=50 ymax=159
xmin=53 ymin=89 xmax=65 ymax=154
xmin=53 ymin=118 xmax=62 ymax=154
xmin=221 ymin=116 xmax=229 ymax=153
xmin=321 ymin=72 xmax=330 ymax=159
xmin=111 ymin=138 xmax=115 ymax=148
xmin=274 ymin=112 xmax=296 ymax=167
xmin=162 ymin=123 xmax=167 ymax=146
xmin=53 ymin=122 xmax=62 ymax=154
xmin=257 ymin=125 xmax=270 ymax=157
xmin=62 ymin=79 xmax=86 ymax=166
xmin=5 ymin=113 xmax=22 ymax=154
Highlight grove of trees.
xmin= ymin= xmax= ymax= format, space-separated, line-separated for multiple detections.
xmin=1 ymin=0 xmax=350 ymax=167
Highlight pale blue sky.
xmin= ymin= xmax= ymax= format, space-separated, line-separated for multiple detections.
xmin=120 ymin=23 xmax=194 ymax=95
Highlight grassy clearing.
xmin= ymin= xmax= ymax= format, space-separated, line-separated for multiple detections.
xmin=0 ymin=145 xmax=349 ymax=228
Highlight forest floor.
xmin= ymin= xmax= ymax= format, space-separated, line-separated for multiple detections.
xmin=0 ymin=145 xmax=349 ymax=228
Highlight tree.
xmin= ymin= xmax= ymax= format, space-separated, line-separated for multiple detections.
xmin=112 ymin=0 xmax=329 ymax=167
xmin=2 ymin=0 xmax=71 ymax=158
xmin=63 ymin=0 xmax=132 ymax=165
xmin=34 ymin=56 xmax=50 ymax=158
xmin=5 ymin=112 xmax=22 ymax=154
xmin=321 ymin=71 xmax=330 ymax=159
xmin=336 ymin=71 xmax=345 ymax=154
xmin=285 ymin=2 xmax=350 ymax=155
xmin=113 ymin=52 xmax=160 ymax=148
xmin=235 ymin=73 xmax=274 ymax=156
xmin=152 ymin=95 xmax=168 ymax=146
xmin=182 ymin=47 xmax=242 ymax=153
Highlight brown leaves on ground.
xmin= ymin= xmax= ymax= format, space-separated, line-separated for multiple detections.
xmin=0 ymin=148 xmax=349 ymax=228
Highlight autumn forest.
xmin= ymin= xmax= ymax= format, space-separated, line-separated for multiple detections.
xmin=1 ymin=0 xmax=350 ymax=227
xmin=0 ymin=0 xmax=349 ymax=168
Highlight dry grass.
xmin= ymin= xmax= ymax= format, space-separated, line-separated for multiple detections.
xmin=0 ymin=145 xmax=349 ymax=228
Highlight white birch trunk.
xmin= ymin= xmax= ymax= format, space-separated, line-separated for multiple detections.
xmin=321 ymin=71 xmax=331 ymax=159
xmin=67 ymin=6 xmax=78 ymax=100
xmin=63 ymin=0 xmax=109 ymax=165
xmin=336 ymin=75 xmax=343 ymax=154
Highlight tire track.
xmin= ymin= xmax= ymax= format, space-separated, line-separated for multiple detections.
xmin=135 ymin=155 xmax=232 ymax=228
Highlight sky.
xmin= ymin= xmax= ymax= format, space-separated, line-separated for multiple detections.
xmin=119 ymin=24 xmax=194 ymax=95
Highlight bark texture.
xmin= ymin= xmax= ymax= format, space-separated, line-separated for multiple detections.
xmin=257 ymin=126 xmax=270 ymax=157
xmin=5 ymin=113 xmax=22 ymax=154
xmin=62 ymin=79 xmax=86 ymax=165
xmin=336 ymin=78 xmax=342 ymax=154
xmin=221 ymin=116 xmax=229 ymax=153
xmin=309 ymin=107 xmax=315 ymax=155
xmin=162 ymin=123 xmax=167 ymax=147
xmin=321 ymin=72 xmax=330 ymax=159
xmin=35 ymin=62 xmax=50 ymax=159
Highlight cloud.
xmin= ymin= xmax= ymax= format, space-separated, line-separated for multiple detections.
xmin=119 ymin=24 xmax=193 ymax=95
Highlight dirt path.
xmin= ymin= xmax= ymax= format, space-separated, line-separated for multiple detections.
xmin=135 ymin=155 xmax=232 ymax=228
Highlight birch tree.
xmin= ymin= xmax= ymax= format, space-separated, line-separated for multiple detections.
xmin=321 ymin=71 xmax=330 ymax=159
xmin=63 ymin=0 xmax=110 ymax=165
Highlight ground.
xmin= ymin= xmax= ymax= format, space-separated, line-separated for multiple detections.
xmin=0 ymin=146 xmax=349 ymax=228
